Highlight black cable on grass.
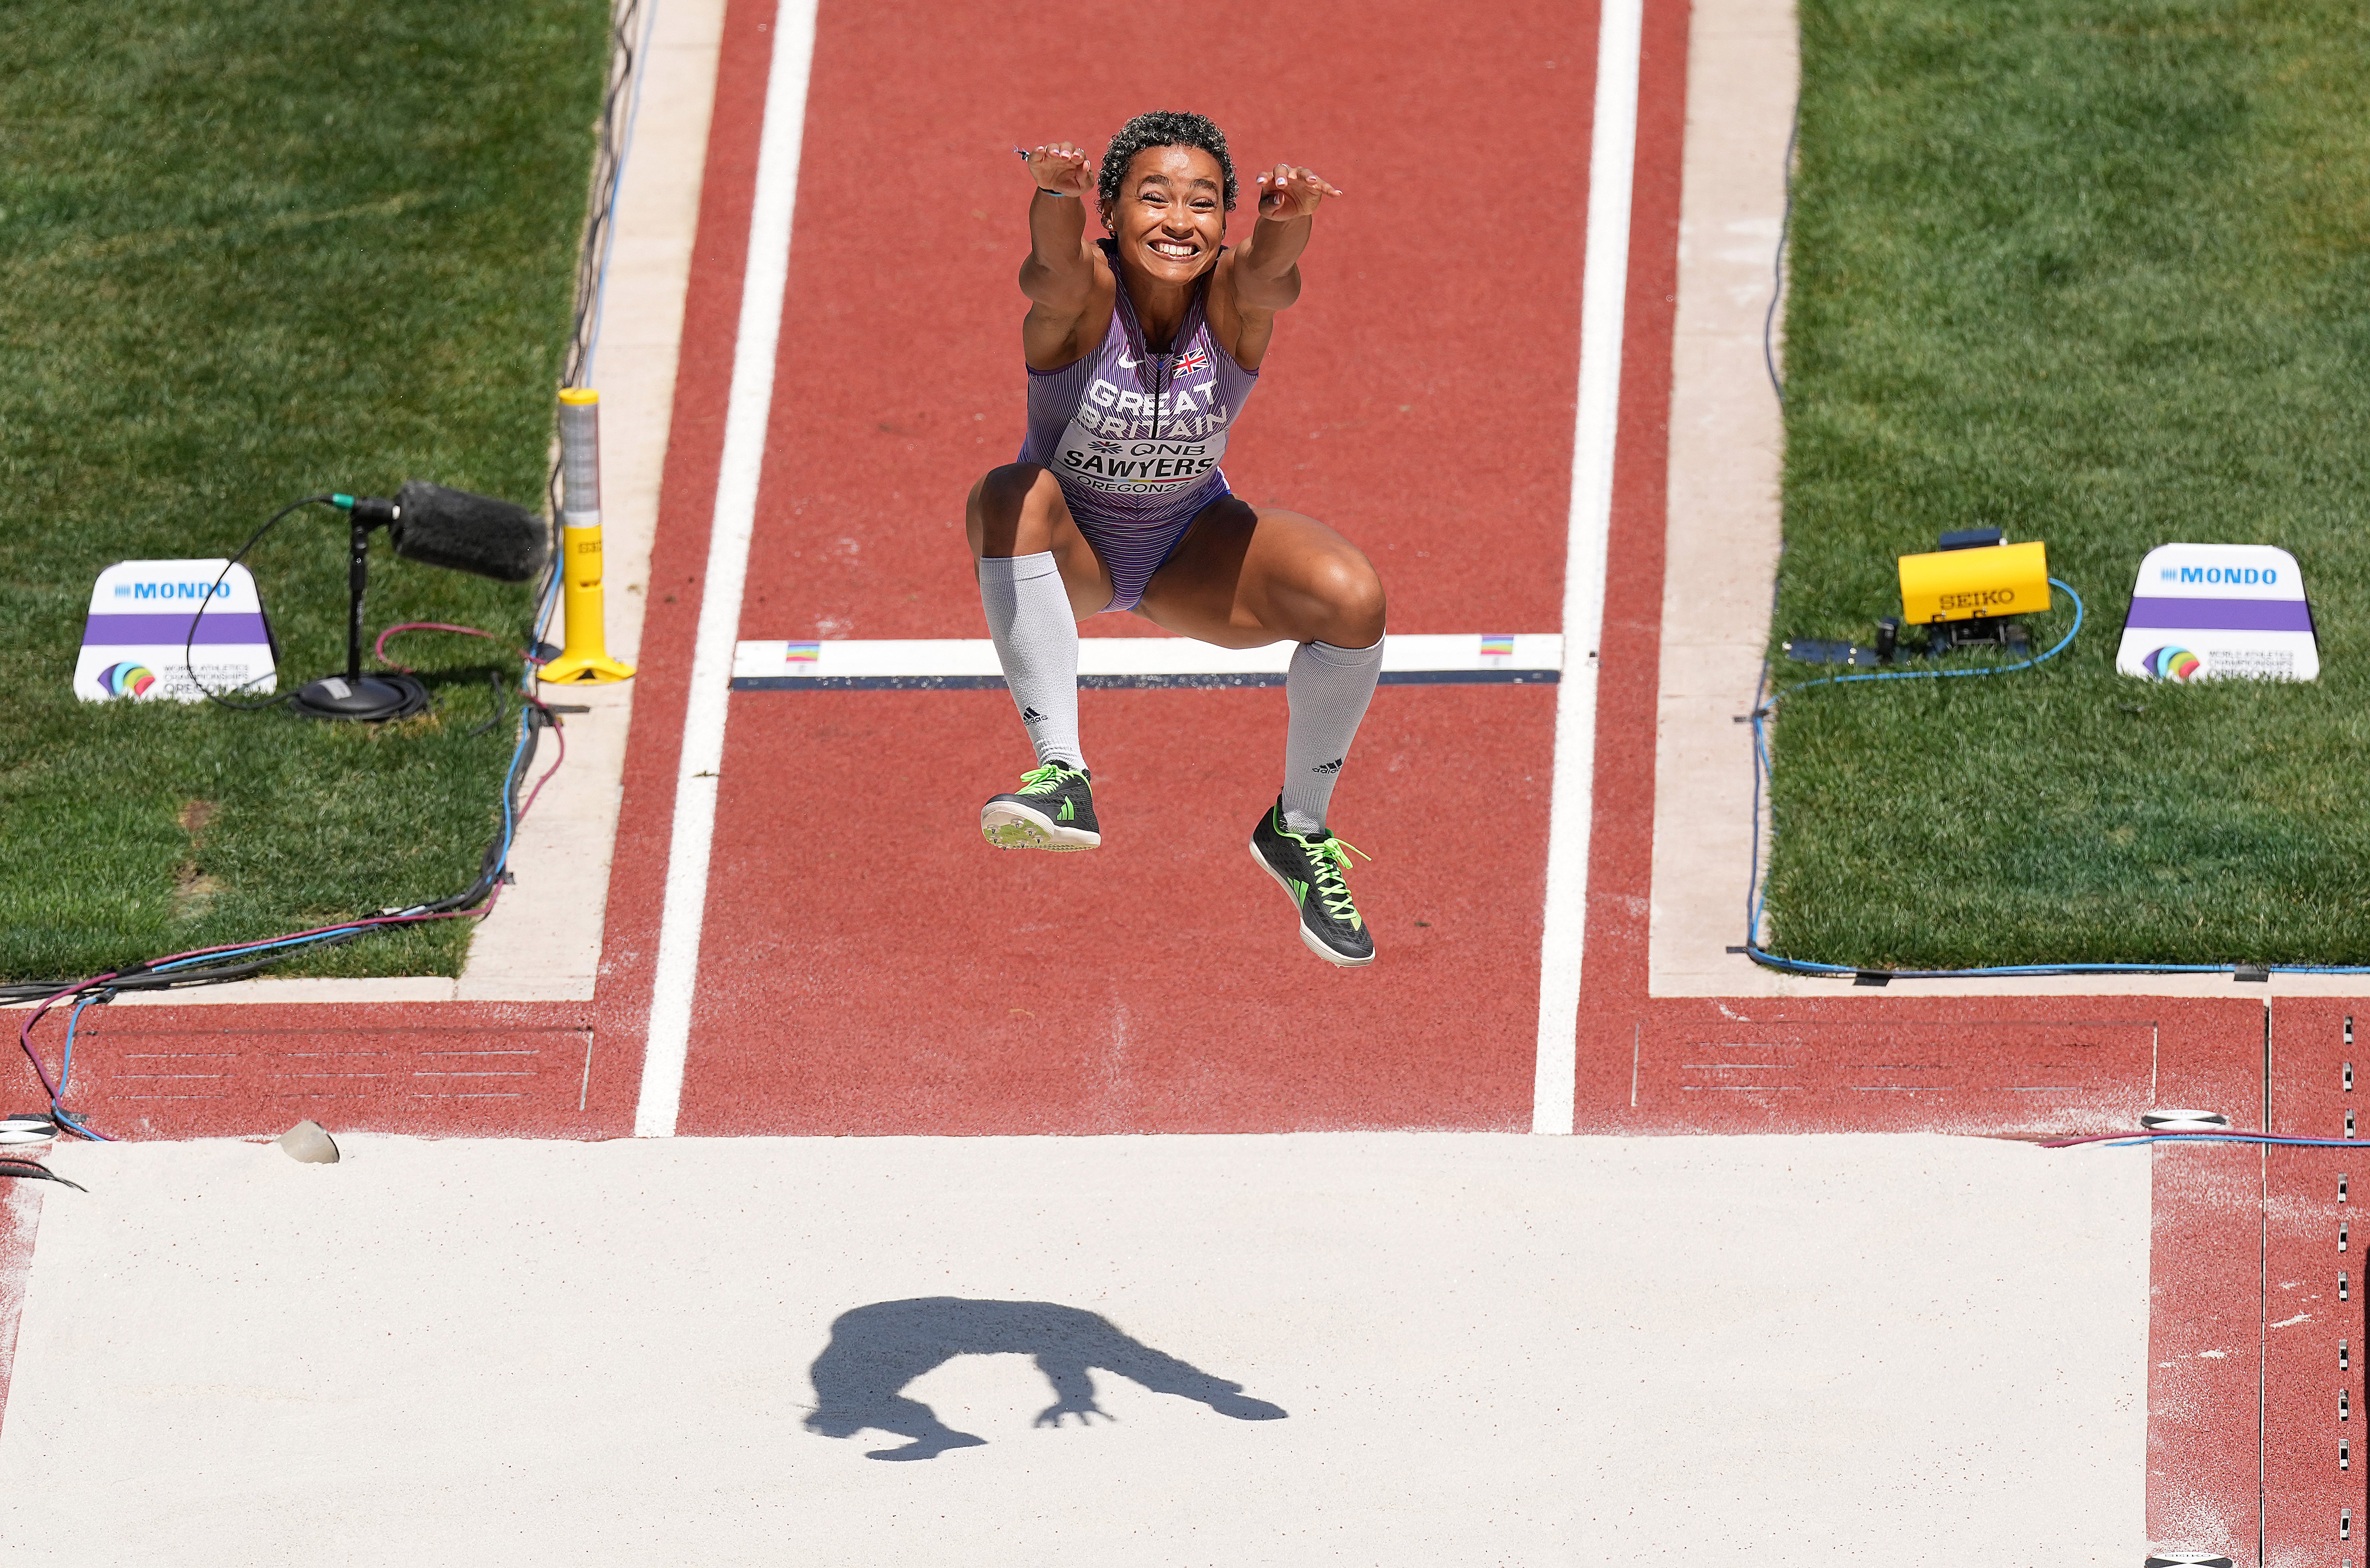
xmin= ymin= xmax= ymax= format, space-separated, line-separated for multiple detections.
xmin=464 ymin=667 xmax=509 ymax=738
xmin=184 ymin=494 xmax=340 ymax=708
xmin=1 ymin=700 xmax=562 ymax=1131
xmin=538 ymin=0 xmax=651 ymax=625
xmin=3 ymin=9 xmax=643 ymax=1049
xmin=0 ymin=698 xmax=559 ymax=1008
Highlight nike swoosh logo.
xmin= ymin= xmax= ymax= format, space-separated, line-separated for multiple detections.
xmin=1117 ymin=355 xmax=1139 ymax=368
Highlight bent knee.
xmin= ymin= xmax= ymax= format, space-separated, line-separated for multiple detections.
xmin=1306 ymin=553 xmax=1386 ymax=644
xmin=968 ymin=463 xmax=1065 ymax=557
xmin=976 ymin=466 xmax=1062 ymax=516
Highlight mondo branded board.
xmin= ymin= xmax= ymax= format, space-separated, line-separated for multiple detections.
xmin=2117 ymin=544 xmax=2318 ymax=683
xmin=75 ymin=559 xmax=277 ymax=703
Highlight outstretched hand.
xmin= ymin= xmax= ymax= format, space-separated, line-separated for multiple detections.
xmin=1033 ymin=1397 xmax=1113 ymax=1428
xmin=1255 ymin=163 xmax=1343 ymax=221
xmin=1024 ymin=141 xmax=1093 ymax=198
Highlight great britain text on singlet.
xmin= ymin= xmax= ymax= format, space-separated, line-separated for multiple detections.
xmin=1049 ymin=378 xmax=1234 ymax=493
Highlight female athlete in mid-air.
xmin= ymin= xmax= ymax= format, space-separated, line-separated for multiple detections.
xmin=967 ymin=110 xmax=1387 ymax=967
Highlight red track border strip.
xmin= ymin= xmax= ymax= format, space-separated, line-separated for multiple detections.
xmin=1575 ymin=0 xmax=1687 ymax=1036
xmin=595 ymin=0 xmax=782 ymax=1094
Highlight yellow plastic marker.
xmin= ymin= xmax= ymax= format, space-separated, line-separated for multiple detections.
xmin=1898 ymin=539 xmax=2051 ymax=624
xmin=539 ymin=387 xmax=637 ymax=685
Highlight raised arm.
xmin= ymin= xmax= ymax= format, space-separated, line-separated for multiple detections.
xmin=1017 ymin=142 xmax=1106 ymax=368
xmin=1212 ymin=164 xmax=1343 ymax=370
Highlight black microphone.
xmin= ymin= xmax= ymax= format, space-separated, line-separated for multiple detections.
xmin=290 ymin=482 xmax=551 ymax=722
xmin=386 ymin=480 xmax=550 ymax=583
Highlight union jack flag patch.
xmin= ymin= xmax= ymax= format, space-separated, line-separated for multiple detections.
xmin=1090 ymin=439 xmax=1122 ymax=453
xmin=1169 ymin=349 xmax=1210 ymax=376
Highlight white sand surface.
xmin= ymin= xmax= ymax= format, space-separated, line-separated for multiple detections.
xmin=0 ymin=1133 xmax=2145 ymax=1564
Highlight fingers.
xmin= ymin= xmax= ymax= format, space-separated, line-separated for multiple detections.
xmin=1284 ymin=165 xmax=1345 ymax=199
xmin=1024 ymin=141 xmax=1093 ymax=193
xmin=1251 ymin=164 xmax=1345 ymax=221
xmin=1033 ymin=1403 xmax=1111 ymax=1426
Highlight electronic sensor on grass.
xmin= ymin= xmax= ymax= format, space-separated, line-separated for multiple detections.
xmin=1781 ymin=529 xmax=2057 ymax=667
xmin=1897 ymin=531 xmax=2051 ymax=649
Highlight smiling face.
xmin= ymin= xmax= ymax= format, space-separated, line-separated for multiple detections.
xmin=1102 ymin=145 xmax=1228 ymax=285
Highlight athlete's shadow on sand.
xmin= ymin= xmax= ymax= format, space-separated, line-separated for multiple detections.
xmin=805 ymin=1297 xmax=1287 ymax=1460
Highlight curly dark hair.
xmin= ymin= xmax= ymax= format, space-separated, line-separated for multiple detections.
xmin=1097 ymin=110 xmax=1237 ymax=212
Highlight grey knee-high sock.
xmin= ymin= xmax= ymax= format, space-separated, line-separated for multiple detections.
xmin=1280 ymin=635 xmax=1385 ymax=835
xmin=977 ymin=551 xmax=1084 ymax=769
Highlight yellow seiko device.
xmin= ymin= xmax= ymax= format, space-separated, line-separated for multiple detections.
xmin=1897 ymin=536 xmax=2051 ymax=624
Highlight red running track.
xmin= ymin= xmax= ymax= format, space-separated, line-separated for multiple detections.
xmin=603 ymin=0 xmax=1638 ymax=1136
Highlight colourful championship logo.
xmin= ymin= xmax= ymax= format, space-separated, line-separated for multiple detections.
xmin=785 ymin=641 xmax=821 ymax=664
xmin=1169 ymin=349 xmax=1210 ymax=376
xmin=97 ymin=661 xmax=157 ymax=698
xmin=2146 ymin=646 xmax=2202 ymax=681
xmin=1480 ymin=634 xmax=1516 ymax=658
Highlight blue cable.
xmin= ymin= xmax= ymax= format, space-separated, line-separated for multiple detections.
xmin=52 ymin=1109 xmax=112 ymax=1144
xmin=53 ymin=993 xmax=117 ymax=1141
xmin=1747 ymin=579 xmax=2082 ymax=969
xmin=59 ymin=992 xmax=102 ymax=1097
xmin=149 ymin=925 xmax=372 ymax=973
xmin=24 ymin=644 xmax=547 ymax=1141
xmin=2095 ymin=1134 xmax=2362 ymax=1149
xmin=491 ymin=684 xmax=534 ymax=873
xmin=1773 ymin=574 xmax=2085 ymax=700
xmin=147 ymin=714 xmax=541 ymax=977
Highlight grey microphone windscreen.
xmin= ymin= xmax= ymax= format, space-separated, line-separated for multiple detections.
xmin=388 ymin=481 xmax=551 ymax=584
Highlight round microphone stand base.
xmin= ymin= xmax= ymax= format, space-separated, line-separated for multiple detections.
xmin=290 ymin=671 xmax=429 ymax=723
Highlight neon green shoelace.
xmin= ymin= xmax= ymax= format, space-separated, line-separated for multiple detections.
xmin=1014 ymin=762 xmax=1075 ymax=796
xmin=1302 ymin=835 xmax=1371 ymax=925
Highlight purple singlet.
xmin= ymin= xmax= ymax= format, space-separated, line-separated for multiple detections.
xmin=1017 ymin=240 xmax=1261 ymax=612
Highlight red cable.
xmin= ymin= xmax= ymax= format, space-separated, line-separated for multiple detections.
xmin=19 ymin=647 xmax=571 ymax=1125
xmin=373 ymin=621 xmax=544 ymax=672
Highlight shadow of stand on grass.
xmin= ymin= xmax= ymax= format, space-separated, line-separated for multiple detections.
xmin=805 ymin=1297 xmax=1287 ymax=1461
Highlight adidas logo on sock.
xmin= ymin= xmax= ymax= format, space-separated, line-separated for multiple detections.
xmin=1312 ymin=758 xmax=1343 ymax=773
xmin=1021 ymin=707 xmax=1047 ymax=723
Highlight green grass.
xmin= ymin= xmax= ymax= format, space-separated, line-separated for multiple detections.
xmin=0 ymin=0 xmax=607 ymax=983
xmin=1768 ymin=0 xmax=2370 ymax=968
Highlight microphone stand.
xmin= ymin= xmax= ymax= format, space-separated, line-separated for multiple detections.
xmin=289 ymin=497 xmax=430 ymax=722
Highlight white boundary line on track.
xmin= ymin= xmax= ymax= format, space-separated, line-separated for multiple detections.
xmin=1531 ymin=0 xmax=1643 ymax=1135
xmin=634 ymin=0 xmax=818 ymax=1138
xmin=727 ymin=633 xmax=1565 ymax=682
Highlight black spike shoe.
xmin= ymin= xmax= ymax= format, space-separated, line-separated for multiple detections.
xmin=980 ymin=761 xmax=1100 ymax=851
xmin=1249 ymin=797 xmax=1374 ymax=966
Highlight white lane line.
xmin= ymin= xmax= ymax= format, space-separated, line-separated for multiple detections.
xmin=633 ymin=0 xmax=818 ymax=1139
xmin=728 ymin=633 xmax=1566 ymax=683
xmin=1532 ymin=0 xmax=1644 ymax=1136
